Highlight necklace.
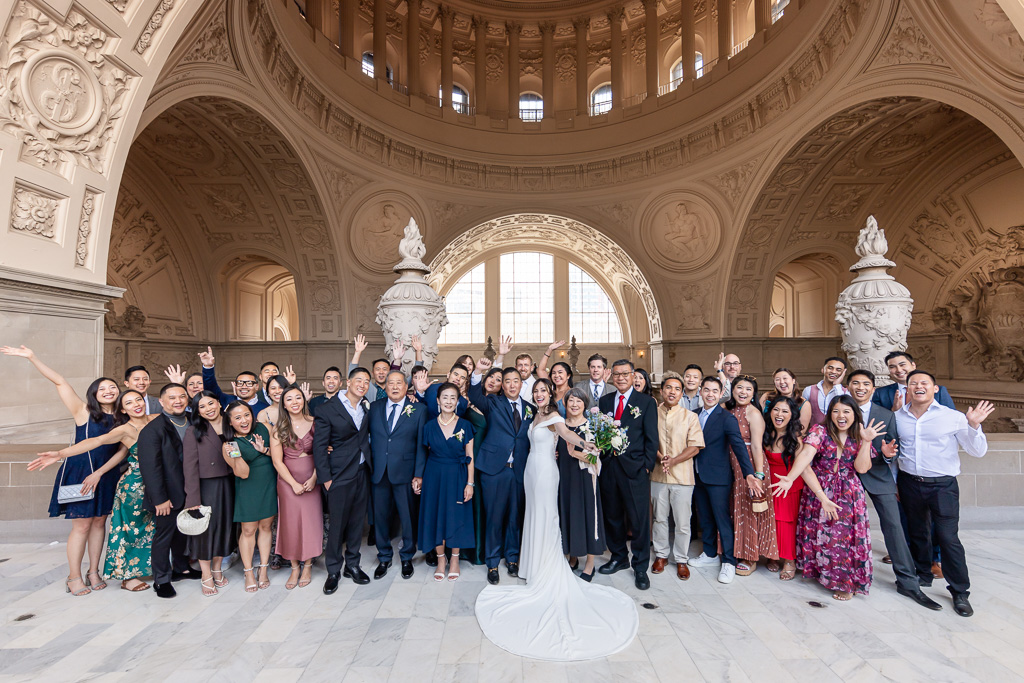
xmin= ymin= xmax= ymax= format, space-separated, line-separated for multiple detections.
xmin=168 ymin=415 xmax=188 ymax=428
xmin=439 ymin=414 xmax=457 ymax=426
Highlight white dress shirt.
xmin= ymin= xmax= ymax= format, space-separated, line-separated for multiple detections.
xmin=895 ymin=401 xmax=987 ymax=477
xmin=521 ymin=375 xmax=536 ymax=402
xmin=801 ymin=380 xmax=850 ymax=414
xmin=338 ymin=390 xmax=366 ymax=464
xmin=612 ymin=387 xmax=633 ymax=418
xmin=507 ymin=397 xmax=523 ymax=463
xmin=588 ymin=380 xmax=607 ymax=404
xmin=386 ymin=398 xmax=405 ymax=432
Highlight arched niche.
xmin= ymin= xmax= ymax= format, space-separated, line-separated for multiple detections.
xmin=769 ymin=254 xmax=844 ymax=338
xmin=222 ymin=257 xmax=299 ymax=342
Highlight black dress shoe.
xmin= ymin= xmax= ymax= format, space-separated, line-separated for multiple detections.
xmin=598 ymin=559 xmax=629 ymax=575
xmin=507 ymin=562 xmax=519 ymax=577
xmin=580 ymin=571 xmax=593 ymax=583
xmin=401 ymin=560 xmax=414 ymax=579
xmin=374 ymin=562 xmax=391 ymax=580
xmin=634 ymin=571 xmax=650 ymax=590
xmin=425 ymin=550 xmax=438 ymax=567
xmin=896 ymin=586 xmax=942 ymax=611
xmin=349 ymin=566 xmax=371 ymax=585
xmin=487 ymin=568 xmax=499 ymax=585
xmin=323 ymin=573 xmax=340 ymax=595
xmin=343 ymin=566 xmax=353 ymax=579
xmin=171 ymin=568 xmax=201 ymax=581
xmin=953 ymin=594 xmax=974 ymax=617
xmin=154 ymin=582 xmax=176 ymax=598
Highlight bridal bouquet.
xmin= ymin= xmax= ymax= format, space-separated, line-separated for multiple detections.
xmin=584 ymin=407 xmax=629 ymax=462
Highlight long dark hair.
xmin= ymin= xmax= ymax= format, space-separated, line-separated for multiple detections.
xmin=265 ymin=375 xmax=290 ymax=402
xmin=550 ymin=361 xmax=574 ymax=389
xmin=483 ymin=367 xmax=503 ymax=395
xmin=633 ymin=368 xmax=653 ymax=396
xmin=763 ymin=396 xmax=803 ymax=468
xmin=113 ymin=390 xmax=145 ymax=427
xmin=825 ymin=395 xmax=864 ymax=446
xmin=86 ymin=377 xmax=118 ymax=426
xmin=724 ymin=375 xmax=759 ymax=411
xmin=276 ymin=384 xmax=311 ymax=449
xmin=221 ymin=401 xmax=255 ymax=441
xmin=533 ymin=378 xmax=558 ymax=416
xmin=189 ymin=390 xmax=223 ymax=439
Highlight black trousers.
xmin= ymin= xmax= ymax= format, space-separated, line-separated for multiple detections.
xmin=598 ymin=460 xmax=651 ymax=571
xmin=897 ymin=472 xmax=970 ymax=597
xmin=865 ymin=490 xmax=919 ymax=591
xmin=152 ymin=510 xmax=190 ymax=584
xmin=325 ymin=468 xmax=369 ymax=575
xmin=373 ymin=476 xmax=416 ymax=563
xmin=692 ymin=474 xmax=734 ymax=565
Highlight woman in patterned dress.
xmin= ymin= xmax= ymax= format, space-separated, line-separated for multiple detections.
xmin=723 ymin=376 xmax=778 ymax=575
xmin=772 ymin=395 xmax=894 ymax=601
xmin=32 ymin=390 xmax=156 ymax=591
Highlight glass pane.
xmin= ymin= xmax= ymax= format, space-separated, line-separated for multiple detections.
xmin=568 ymin=263 xmax=622 ymax=344
xmin=439 ymin=263 xmax=486 ymax=345
xmin=499 ymin=252 xmax=554 ymax=343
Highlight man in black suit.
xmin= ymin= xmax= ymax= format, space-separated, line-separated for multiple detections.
xmin=137 ymin=383 xmax=200 ymax=598
xmin=314 ymin=367 xmax=373 ymax=592
xmin=597 ymin=359 xmax=659 ymax=590
xmin=687 ymin=376 xmax=761 ymax=585
xmin=368 ymin=371 xmax=427 ymax=580
xmin=848 ymin=370 xmax=941 ymax=611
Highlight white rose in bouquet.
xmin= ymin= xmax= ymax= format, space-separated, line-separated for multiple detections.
xmin=611 ymin=434 xmax=623 ymax=449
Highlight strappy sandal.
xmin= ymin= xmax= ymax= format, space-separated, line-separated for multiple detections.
xmin=257 ymin=564 xmax=270 ymax=590
xmin=201 ymin=578 xmax=218 ymax=597
xmin=85 ymin=570 xmax=107 ymax=591
xmin=832 ymin=591 xmax=853 ymax=602
xmin=65 ymin=576 xmax=91 ymax=596
xmin=736 ymin=561 xmax=755 ymax=576
xmin=434 ymin=555 xmax=447 ymax=582
xmin=243 ymin=566 xmax=258 ymax=593
xmin=120 ymin=579 xmax=150 ymax=592
xmin=448 ymin=552 xmax=461 ymax=582
xmin=286 ymin=566 xmax=300 ymax=590
xmin=298 ymin=562 xmax=312 ymax=588
xmin=211 ymin=569 xmax=228 ymax=588
xmin=766 ymin=560 xmax=781 ymax=573
xmin=780 ymin=560 xmax=796 ymax=581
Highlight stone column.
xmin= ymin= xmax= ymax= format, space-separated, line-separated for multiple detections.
xmin=644 ymin=0 xmax=659 ymax=95
xmin=608 ymin=7 xmax=623 ymax=108
xmin=339 ymin=0 xmax=357 ymax=58
xmin=540 ymin=21 xmax=555 ymax=119
xmin=680 ymin=0 xmax=695 ymax=80
xmin=835 ymin=216 xmax=913 ymax=384
xmin=407 ymin=0 xmax=421 ymax=96
xmin=717 ymin=0 xmax=732 ymax=61
xmin=474 ymin=16 xmax=488 ymax=113
xmin=373 ymin=0 xmax=388 ymax=81
xmin=754 ymin=0 xmax=771 ymax=33
xmin=440 ymin=6 xmax=454 ymax=108
xmin=305 ymin=0 xmax=323 ymax=31
xmin=574 ymin=17 xmax=589 ymax=115
xmin=507 ymin=21 xmax=521 ymax=119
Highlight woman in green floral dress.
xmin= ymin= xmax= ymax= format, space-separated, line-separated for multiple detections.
xmin=34 ymin=390 xmax=156 ymax=591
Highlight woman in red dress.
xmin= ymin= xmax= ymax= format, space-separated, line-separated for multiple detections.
xmin=762 ymin=396 xmax=803 ymax=580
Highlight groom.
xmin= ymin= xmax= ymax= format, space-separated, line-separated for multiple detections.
xmin=474 ymin=367 xmax=534 ymax=585
xmin=598 ymin=360 xmax=659 ymax=590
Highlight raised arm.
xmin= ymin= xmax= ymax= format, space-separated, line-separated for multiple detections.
xmin=29 ymin=423 xmax=132 ymax=471
xmin=959 ymin=401 xmax=993 ymax=458
xmin=536 ymin=340 xmax=564 ymax=379
xmin=198 ymin=346 xmax=232 ymax=405
xmin=411 ymin=335 xmax=424 ymax=364
xmin=2 ymin=346 xmax=89 ymax=424
xmin=494 ymin=335 xmax=512 ymax=368
xmin=350 ymin=334 xmax=368 ymax=368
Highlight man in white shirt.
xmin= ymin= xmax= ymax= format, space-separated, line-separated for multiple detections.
xmin=801 ymin=356 xmax=849 ymax=427
xmin=515 ymin=353 xmax=537 ymax=399
xmin=584 ymin=353 xmax=616 ymax=404
xmin=895 ymin=370 xmax=994 ymax=618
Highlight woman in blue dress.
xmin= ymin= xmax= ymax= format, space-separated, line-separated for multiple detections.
xmin=8 ymin=345 xmax=123 ymax=597
xmin=417 ymin=383 xmax=476 ymax=583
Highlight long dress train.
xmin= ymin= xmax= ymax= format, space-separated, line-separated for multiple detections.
xmin=475 ymin=414 xmax=638 ymax=661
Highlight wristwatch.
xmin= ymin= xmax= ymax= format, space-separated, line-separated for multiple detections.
xmin=753 ymin=472 xmax=765 ymax=480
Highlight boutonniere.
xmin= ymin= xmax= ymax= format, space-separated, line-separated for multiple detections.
xmin=455 ymin=429 xmax=465 ymax=442
xmin=524 ymin=406 xmax=533 ymax=419
xmin=403 ymin=405 xmax=414 ymax=417
xmin=629 ymin=406 xmax=641 ymax=419
xmin=361 ymin=399 xmax=371 ymax=412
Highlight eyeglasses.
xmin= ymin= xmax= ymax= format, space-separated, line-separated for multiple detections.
xmin=736 ymin=374 xmax=757 ymax=383
xmin=235 ymin=380 xmax=257 ymax=387
xmin=723 ymin=362 xmax=742 ymax=367
xmin=611 ymin=372 xmax=633 ymax=378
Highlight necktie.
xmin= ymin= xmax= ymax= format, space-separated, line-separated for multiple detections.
xmin=511 ymin=401 xmax=522 ymax=432
xmin=593 ymin=383 xmax=600 ymax=404
xmin=615 ymin=395 xmax=625 ymax=421
xmin=388 ymin=404 xmax=397 ymax=433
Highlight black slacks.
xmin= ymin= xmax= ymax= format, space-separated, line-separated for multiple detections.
xmin=598 ymin=459 xmax=651 ymax=571
xmin=897 ymin=472 xmax=970 ymax=597
xmin=692 ymin=474 xmax=735 ymax=565
xmin=151 ymin=510 xmax=190 ymax=584
xmin=325 ymin=468 xmax=369 ymax=575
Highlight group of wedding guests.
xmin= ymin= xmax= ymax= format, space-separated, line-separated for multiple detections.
xmin=4 ymin=338 xmax=993 ymax=617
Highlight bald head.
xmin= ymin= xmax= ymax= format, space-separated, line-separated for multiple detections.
xmin=722 ymin=354 xmax=742 ymax=380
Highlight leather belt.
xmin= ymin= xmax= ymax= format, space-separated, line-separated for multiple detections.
xmin=900 ymin=472 xmax=954 ymax=483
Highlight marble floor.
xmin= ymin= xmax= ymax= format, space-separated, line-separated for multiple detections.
xmin=1 ymin=529 xmax=1024 ymax=683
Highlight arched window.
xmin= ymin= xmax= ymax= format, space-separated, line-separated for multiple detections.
xmin=569 ymin=264 xmax=622 ymax=343
xmin=500 ymin=252 xmax=554 ymax=342
xmin=519 ymin=92 xmax=543 ymax=121
xmin=439 ymin=84 xmax=470 ymax=113
xmin=439 ymin=263 xmax=486 ymax=344
xmin=695 ymin=51 xmax=705 ymax=78
xmin=670 ymin=59 xmax=683 ymax=90
xmin=361 ymin=52 xmax=393 ymax=83
xmin=590 ymin=84 xmax=612 ymax=115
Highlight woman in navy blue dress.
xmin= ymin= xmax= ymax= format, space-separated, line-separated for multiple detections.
xmin=417 ymin=383 xmax=476 ymax=582
xmin=9 ymin=345 xmax=123 ymax=597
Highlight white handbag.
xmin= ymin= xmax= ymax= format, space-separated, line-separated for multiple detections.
xmin=176 ymin=506 xmax=212 ymax=535
xmin=57 ymin=424 xmax=96 ymax=505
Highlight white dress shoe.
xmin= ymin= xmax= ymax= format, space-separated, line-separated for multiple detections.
xmin=687 ymin=553 xmax=721 ymax=568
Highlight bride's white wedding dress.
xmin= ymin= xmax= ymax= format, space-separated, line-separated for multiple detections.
xmin=474 ymin=415 xmax=638 ymax=661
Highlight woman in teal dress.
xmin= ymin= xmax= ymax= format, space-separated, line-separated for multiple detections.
xmin=222 ymin=402 xmax=277 ymax=593
xmin=32 ymin=390 xmax=156 ymax=592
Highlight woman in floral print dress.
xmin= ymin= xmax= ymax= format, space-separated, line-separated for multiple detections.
xmin=771 ymin=395 xmax=894 ymax=601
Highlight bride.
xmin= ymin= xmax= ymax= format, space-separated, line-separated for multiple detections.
xmin=475 ymin=378 xmax=638 ymax=661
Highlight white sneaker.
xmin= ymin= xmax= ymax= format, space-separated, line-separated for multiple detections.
xmin=688 ymin=553 xmax=721 ymax=568
xmin=718 ymin=564 xmax=736 ymax=584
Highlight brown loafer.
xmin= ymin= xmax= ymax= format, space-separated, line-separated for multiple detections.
xmin=882 ymin=555 xmax=892 ymax=565
xmin=652 ymin=558 xmax=667 ymax=574
xmin=677 ymin=563 xmax=690 ymax=580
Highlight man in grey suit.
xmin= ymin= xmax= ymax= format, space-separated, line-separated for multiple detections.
xmin=848 ymin=370 xmax=941 ymax=611
xmin=585 ymin=354 xmax=617 ymax=405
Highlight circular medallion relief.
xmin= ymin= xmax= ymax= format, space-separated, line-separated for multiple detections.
xmin=640 ymin=193 xmax=721 ymax=272
xmin=351 ymin=197 xmax=420 ymax=273
xmin=20 ymin=51 xmax=103 ymax=137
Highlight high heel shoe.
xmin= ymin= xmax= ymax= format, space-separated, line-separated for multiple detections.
xmin=243 ymin=567 xmax=258 ymax=593
xmin=580 ymin=571 xmax=594 ymax=583
xmin=85 ymin=570 xmax=107 ymax=591
xmin=65 ymin=576 xmax=91 ymax=596
xmin=211 ymin=569 xmax=228 ymax=588
xmin=257 ymin=564 xmax=270 ymax=590
xmin=447 ymin=552 xmax=461 ymax=582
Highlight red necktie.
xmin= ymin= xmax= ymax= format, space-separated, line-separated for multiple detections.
xmin=615 ymin=395 xmax=625 ymax=421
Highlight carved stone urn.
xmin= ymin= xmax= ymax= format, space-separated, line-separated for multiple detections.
xmin=835 ymin=216 xmax=914 ymax=385
xmin=376 ymin=218 xmax=448 ymax=374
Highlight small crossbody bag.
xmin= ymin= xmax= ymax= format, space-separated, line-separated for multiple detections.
xmin=56 ymin=423 xmax=96 ymax=505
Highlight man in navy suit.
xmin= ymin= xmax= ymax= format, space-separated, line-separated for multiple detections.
xmin=596 ymin=359 xmax=659 ymax=590
xmin=474 ymin=367 xmax=534 ymax=585
xmin=687 ymin=376 xmax=762 ymax=585
xmin=873 ymin=351 xmax=955 ymax=412
xmin=368 ymin=371 xmax=427 ymax=581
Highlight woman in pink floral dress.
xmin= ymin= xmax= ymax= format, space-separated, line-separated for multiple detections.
xmin=771 ymin=395 xmax=894 ymax=601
